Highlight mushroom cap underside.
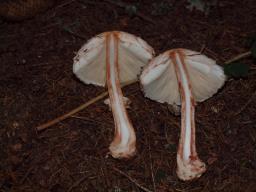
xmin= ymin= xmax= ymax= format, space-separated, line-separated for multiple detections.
xmin=73 ymin=31 xmax=155 ymax=86
xmin=140 ymin=49 xmax=226 ymax=105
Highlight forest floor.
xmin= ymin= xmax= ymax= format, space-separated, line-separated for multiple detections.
xmin=0 ymin=0 xmax=256 ymax=191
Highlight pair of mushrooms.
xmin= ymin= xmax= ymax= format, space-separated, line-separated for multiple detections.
xmin=73 ymin=31 xmax=226 ymax=181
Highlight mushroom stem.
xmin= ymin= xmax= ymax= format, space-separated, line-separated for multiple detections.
xmin=171 ymin=50 xmax=206 ymax=180
xmin=106 ymin=33 xmax=136 ymax=158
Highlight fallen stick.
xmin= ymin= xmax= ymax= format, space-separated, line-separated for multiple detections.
xmin=113 ymin=167 xmax=153 ymax=192
xmin=36 ymin=80 xmax=137 ymax=131
xmin=225 ymin=51 xmax=251 ymax=64
xmin=67 ymin=175 xmax=88 ymax=192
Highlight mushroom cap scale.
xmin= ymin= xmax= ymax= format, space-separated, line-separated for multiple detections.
xmin=73 ymin=31 xmax=154 ymax=87
xmin=140 ymin=49 xmax=226 ymax=105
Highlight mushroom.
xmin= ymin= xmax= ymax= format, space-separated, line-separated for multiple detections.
xmin=73 ymin=31 xmax=154 ymax=158
xmin=140 ymin=49 xmax=226 ymax=180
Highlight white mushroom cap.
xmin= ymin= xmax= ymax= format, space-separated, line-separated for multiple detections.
xmin=140 ymin=49 xmax=226 ymax=105
xmin=73 ymin=31 xmax=155 ymax=86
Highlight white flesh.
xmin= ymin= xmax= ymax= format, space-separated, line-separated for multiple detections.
xmin=140 ymin=49 xmax=226 ymax=105
xmin=174 ymin=53 xmax=192 ymax=161
xmin=140 ymin=49 xmax=226 ymax=180
xmin=173 ymin=51 xmax=206 ymax=180
xmin=73 ymin=34 xmax=106 ymax=86
xmin=106 ymin=34 xmax=136 ymax=158
xmin=73 ymin=31 xmax=154 ymax=159
xmin=104 ymin=97 xmax=131 ymax=110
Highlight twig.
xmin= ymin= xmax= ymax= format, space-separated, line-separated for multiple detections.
xmin=67 ymin=175 xmax=87 ymax=192
xmin=36 ymin=80 xmax=137 ymax=131
xmin=77 ymin=0 xmax=101 ymax=6
xmin=63 ymin=28 xmax=87 ymax=40
xmin=225 ymin=51 xmax=252 ymax=64
xmin=19 ymin=61 xmax=66 ymax=68
xmin=104 ymin=0 xmax=156 ymax=24
xmin=113 ymin=167 xmax=153 ymax=192
xmin=36 ymin=91 xmax=108 ymax=131
xmin=19 ymin=165 xmax=35 ymax=184
xmin=148 ymin=143 xmax=156 ymax=192
xmin=233 ymin=90 xmax=256 ymax=116
xmin=55 ymin=0 xmax=76 ymax=9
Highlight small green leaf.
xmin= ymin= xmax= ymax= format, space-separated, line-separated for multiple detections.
xmin=164 ymin=143 xmax=176 ymax=152
xmin=224 ymin=62 xmax=250 ymax=78
xmin=245 ymin=34 xmax=256 ymax=48
xmin=125 ymin=5 xmax=137 ymax=17
xmin=186 ymin=0 xmax=206 ymax=12
xmin=155 ymin=169 xmax=167 ymax=183
xmin=186 ymin=0 xmax=217 ymax=15
xmin=251 ymin=41 xmax=256 ymax=58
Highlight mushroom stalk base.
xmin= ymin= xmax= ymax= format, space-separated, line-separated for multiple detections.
xmin=106 ymin=33 xmax=136 ymax=158
xmin=172 ymin=51 xmax=206 ymax=180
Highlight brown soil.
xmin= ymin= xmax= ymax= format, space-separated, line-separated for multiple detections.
xmin=1 ymin=0 xmax=256 ymax=191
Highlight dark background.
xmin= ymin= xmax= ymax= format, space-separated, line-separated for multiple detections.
xmin=0 ymin=0 xmax=256 ymax=191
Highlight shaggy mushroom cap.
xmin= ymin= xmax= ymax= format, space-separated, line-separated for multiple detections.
xmin=140 ymin=48 xmax=226 ymax=105
xmin=73 ymin=31 xmax=154 ymax=87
